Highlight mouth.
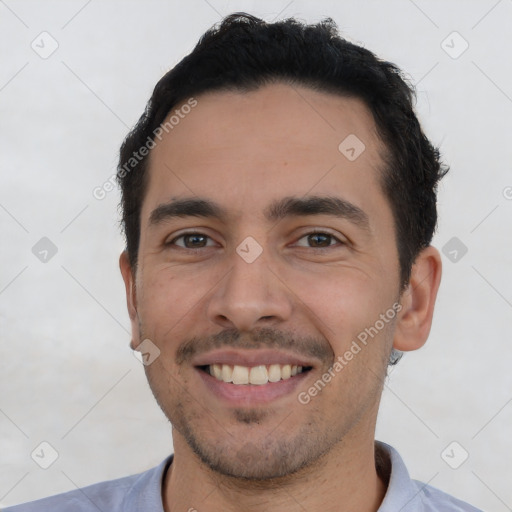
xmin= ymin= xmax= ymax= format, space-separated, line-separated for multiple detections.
xmin=192 ymin=350 xmax=316 ymax=405
xmin=198 ymin=363 xmax=313 ymax=385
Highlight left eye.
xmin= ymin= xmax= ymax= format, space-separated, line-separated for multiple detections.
xmin=295 ymin=232 xmax=343 ymax=248
xmin=169 ymin=233 xmax=216 ymax=249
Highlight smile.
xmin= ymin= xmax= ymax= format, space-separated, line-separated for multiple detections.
xmin=200 ymin=363 xmax=311 ymax=385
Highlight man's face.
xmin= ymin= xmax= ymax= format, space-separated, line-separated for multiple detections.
xmin=124 ymin=83 xmax=403 ymax=479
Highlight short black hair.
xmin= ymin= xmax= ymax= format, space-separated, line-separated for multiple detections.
xmin=117 ymin=12 xmax=448 ymax=292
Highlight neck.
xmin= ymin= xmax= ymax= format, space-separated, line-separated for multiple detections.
xmin=163 ymin=431 xmax=387 ymax=512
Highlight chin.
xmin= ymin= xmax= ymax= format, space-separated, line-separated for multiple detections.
xmin=174 ymin=416 xmax=334 ymax=482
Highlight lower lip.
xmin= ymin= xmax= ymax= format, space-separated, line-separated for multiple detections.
xmin=196 ymin=368 xmax=310 ymax=406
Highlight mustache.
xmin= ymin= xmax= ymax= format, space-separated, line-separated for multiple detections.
xmin=175 ymin=327 xmax=333 ymax=365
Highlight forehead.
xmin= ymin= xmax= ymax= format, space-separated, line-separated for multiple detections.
xmin=142 ymin=83 xmax=389 ymax=225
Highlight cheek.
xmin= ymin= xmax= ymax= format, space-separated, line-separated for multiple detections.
xmin=295 ymin=269 xmax=396 ymax=391
xmin=137 ymin=269 xmax=206 ymax=343
xmin=292 ymin=267 xmax=391 ymax=342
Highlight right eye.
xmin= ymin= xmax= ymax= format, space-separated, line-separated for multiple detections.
xmin=167 ymin=232 xmax=216 ymax=249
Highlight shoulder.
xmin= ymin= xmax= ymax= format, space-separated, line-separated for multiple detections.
xmin=2 ymin=456 xmax=172 ymax=512
xmin=2 ymin=477 xmax=134 ymax=511
xmin=410 ymin=479 xmax=484 ymax=511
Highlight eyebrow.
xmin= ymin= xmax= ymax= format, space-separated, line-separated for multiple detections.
xmin=265 ymin=196 xmax=370 ymax=233
xmin=149 ymin=198 xmax=227 ymax=225
xmin=149 ymin=195 xmax=371 ymax=233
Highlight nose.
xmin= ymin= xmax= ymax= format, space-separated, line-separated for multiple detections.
xmin=206 ymin=247 xmax=293 ymax=332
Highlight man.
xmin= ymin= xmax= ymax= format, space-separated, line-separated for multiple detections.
xmin=6 ymin=12 xmax=482 ymax=512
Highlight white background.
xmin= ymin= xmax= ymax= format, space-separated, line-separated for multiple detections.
xmin=1 ymin=0 xmax=511 ymax=509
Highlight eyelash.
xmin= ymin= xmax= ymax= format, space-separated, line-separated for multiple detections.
xmin=166 ymin=230 xmax=345 ymax=250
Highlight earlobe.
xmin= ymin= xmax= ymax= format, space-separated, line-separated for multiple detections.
xmin=393 ymin=245 xmax=442 ymax=352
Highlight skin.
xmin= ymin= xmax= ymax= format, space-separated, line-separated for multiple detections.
xmin=120 ymin=83 xmax=442 ymax=512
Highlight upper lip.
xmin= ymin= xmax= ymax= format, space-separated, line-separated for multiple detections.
xmin=192 ymin=349 xmax=316 ymax=368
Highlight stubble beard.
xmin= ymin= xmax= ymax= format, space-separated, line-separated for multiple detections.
xmin=139 ymin=320 xmax=391 ymax=484
xmin=146 ymin=363 xmax=336 ymax=481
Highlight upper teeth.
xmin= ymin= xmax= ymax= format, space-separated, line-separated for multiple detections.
xmin=209 ymin=364 xmax=304 ymax=385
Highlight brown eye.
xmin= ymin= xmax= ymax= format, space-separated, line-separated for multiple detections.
xmin=168 ymin=233 xmax=214 ymax=249
xmin=307 ymin=233 xmax=333 ymax=247
xmin=295 ymin=231 xmax=342 ymax=248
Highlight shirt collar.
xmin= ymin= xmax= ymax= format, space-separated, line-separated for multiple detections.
xmin=375 ymin=440 xmax=424 ymax=511
xmin=122 ymin=454 xmax=173 ymax=511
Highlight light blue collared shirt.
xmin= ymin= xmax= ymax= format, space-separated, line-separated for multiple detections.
xmin=3 ymin=442 xmax=482 ymax=511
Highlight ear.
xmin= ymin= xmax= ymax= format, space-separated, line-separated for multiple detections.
xmin=119 ymin=251 xmax=140 ymax=350
xmin=393 ymin=245 xmax=442 ymax=352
